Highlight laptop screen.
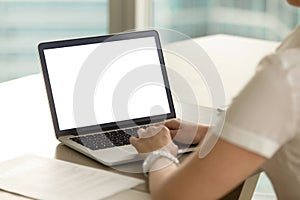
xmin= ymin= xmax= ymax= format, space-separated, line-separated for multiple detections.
xmin=40 ymin=31 xmax=175 ymax=134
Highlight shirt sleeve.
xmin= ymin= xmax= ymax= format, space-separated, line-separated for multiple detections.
xmin=219 ymin=54 xmax=296 ymax=158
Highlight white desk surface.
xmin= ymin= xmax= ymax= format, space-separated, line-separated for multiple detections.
xmin=0 ymin=34 xmax=279 ymax=199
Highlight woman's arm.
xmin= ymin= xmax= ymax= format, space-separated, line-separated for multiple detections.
xmin=149 ymin=139 xmax=266 ymax=200
xmin=130 ymin=126 xmax=266 ymax=200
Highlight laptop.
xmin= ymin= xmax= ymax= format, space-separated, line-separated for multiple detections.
xmin=38 ymin=30 xmax=190 ymax=166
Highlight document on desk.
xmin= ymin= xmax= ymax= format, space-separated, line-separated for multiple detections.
xmin=0 ymin=154 xmax=144 ymax=200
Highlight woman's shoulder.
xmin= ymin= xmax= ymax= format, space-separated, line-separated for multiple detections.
xmin=259 ymin=48 xmax=300 ymax=72
xmin=277 ymin=25 xmax=300 ymax=52
xmin=259 ymin=25 xmax=300 ymax=72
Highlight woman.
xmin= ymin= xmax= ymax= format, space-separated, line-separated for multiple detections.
xmin=130 ymin=1 xmax=300 ymax=199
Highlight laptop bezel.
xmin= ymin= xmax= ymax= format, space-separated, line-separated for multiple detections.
xmin=38 ymin=30 xmax=176 ymax=138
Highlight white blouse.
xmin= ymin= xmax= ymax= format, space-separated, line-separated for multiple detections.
xmin=219 ymin=26 xmax=300 ymax=199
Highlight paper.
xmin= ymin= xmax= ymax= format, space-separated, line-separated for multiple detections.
xmin=0 ymin=155 xmax=144 ymax=200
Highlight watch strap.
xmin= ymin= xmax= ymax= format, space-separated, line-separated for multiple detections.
xmin=143 ymin=150 xmax=179 ymax=177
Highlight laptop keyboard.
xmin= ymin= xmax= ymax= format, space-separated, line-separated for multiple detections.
xmin=70 ymin=125 xmax=198 ymax=151
xmin=70 ymin=126 xmax=146 ymax=150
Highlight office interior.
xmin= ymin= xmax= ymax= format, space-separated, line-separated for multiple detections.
xmin=1 ymin=0 xmax=299 ymax=199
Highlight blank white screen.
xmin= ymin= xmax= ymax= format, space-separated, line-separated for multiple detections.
xmin=44 ymin=37 xmax=171 ymax=130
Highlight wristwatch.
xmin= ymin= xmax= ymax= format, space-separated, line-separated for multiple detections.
xmin=143 ymin=149 xmax=179 ymax=177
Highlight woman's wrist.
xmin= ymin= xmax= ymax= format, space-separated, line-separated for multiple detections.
xmin=143 ymin=149 xmax=180 ymax=177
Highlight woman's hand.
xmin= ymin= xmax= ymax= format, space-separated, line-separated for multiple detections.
xmin=161 ymin=118 xmax=209 ymax=144
xmin=130 ymin=125 xmax=178 ymax=156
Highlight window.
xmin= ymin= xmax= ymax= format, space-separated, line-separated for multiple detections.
xmin=153 ymin=0 xmax=300 ymax=41
xmin=0 ymin=0 xmax=108 ymax=82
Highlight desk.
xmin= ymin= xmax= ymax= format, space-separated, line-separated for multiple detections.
xmin=0 ymin=34 xmax=279 ymax=199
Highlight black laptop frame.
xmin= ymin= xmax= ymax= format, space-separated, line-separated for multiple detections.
xmin=38 ymin=30 xmax=176 ymax=138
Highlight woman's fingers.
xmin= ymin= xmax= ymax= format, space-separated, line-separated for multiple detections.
xmin=137 ymin=126 xmax=164 ymax=138
xmin=130 ymin=125 xmax=176 ymax=154
xmin=137 ymin=128 xmax=146 ymax=138
xmin=156 ymin=119 xmax=181 ymax=130
xmin=170 ymin=130 xmax=178 ymax=138
xmin=129 ymin=136 xmax=138 ymax=145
